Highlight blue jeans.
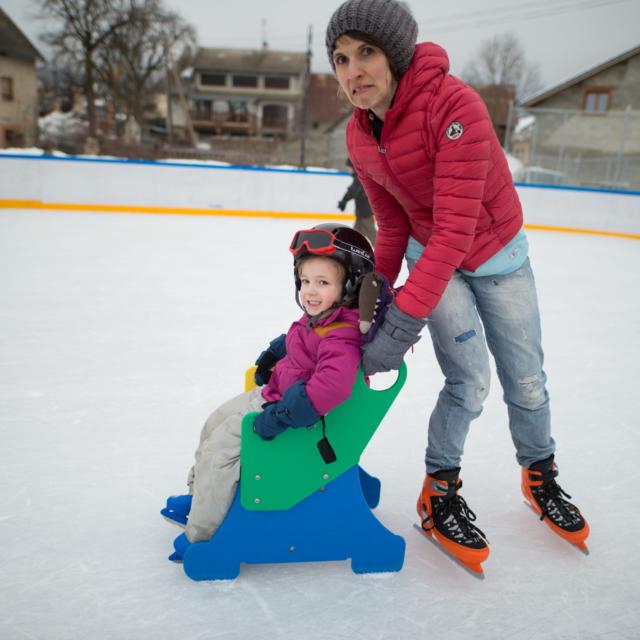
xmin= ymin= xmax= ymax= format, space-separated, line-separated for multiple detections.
xmin=406 ymin=257 xmax=555 ymax=473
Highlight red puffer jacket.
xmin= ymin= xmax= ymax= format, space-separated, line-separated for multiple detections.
xmin=347 ymin=42 xmax=523 ymax=319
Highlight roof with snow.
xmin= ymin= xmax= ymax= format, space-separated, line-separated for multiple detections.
xmin=521 ymin=44 xmax=640 ymax=107
xmin=193 ymin=47 xmax=306 ymax=75
xmin=0 ymin=7 xmax=43 ymax=63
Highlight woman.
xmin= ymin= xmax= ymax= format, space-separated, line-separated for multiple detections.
xmin=326 ymin=0 xmax=589 ymax=573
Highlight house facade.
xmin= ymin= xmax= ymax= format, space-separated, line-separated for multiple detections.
xmin=0 ymin=8 xmax=42 ymax=147
xmin=515 ymin=45 xmax=640 ymax=189
xmin=179 ymin=47 xmax=307 ymax=139
xmin=522 ymin=45 xmax=640 ymax=113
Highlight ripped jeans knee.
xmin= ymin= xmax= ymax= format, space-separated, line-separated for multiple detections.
xmin=508 ymin=372 xmax=549 ymax=411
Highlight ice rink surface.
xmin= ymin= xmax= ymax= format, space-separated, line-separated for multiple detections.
xmin=1 ymin=208 xmax=639 ymax=640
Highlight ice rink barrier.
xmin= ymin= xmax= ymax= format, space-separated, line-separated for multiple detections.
xmin=1 ymin=152 xmax=638 ymax=239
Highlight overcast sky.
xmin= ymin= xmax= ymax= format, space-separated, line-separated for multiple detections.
xmin=1 ymin=0 xmax=638 ymax=93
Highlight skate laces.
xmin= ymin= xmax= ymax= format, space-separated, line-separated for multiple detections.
xmin=426 ymin=479 xmax=488 ymax=544
xmin=531 ymin=468 xmax=582 ymax=526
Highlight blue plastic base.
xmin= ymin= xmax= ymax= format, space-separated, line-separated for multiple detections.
xmin=161 ymin=508 xmax=187 ymax=527
xmin=161 ymin=494 xmax=191 ymax=527
xmin=180 ymin=466 xmax=405 ymax=581
xmin=358 ymin=466 xmax=381 ymax=509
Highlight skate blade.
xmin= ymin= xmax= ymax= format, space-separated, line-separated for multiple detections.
xmin=575 ymin=541 xmax=590 ymax=555
xmin=522 ymin=500 xmax=590 ymax=555
xmin=413 ymin=524 xmax=485 ymax=579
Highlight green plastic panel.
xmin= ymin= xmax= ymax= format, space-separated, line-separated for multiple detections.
xmin=240 ymin=362 xmax=407 ymax=511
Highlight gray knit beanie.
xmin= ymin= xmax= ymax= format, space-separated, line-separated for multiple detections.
xmin=325 ymin=0 xmax=418 ymax=77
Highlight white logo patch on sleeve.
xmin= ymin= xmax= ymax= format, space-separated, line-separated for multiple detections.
xmin=445 ymin=121 xmax=464 ymax=140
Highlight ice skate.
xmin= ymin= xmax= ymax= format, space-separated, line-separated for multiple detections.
xmin=416 ymin=469 xmax=489 ymax=577
xmin=521 ymin=455 xmax=590 ymax=553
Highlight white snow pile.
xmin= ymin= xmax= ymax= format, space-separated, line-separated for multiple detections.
xmin=37 ymin=110 xmax=88 ymax=149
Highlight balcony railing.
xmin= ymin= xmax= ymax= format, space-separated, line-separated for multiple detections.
xmin=191 ymin=111 xmax=289 ymax=137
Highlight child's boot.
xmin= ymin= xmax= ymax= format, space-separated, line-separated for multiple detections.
xmin=416 ymin=468 xmax=489 ymax=576
xmin=521 ymin=455 xmax=589 ymax=552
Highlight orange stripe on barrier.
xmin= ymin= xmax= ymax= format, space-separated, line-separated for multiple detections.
xmin=1 ymin=199 xmax=638 ymax=240
xmin=524 ymin=223 xmax=640 ymax=241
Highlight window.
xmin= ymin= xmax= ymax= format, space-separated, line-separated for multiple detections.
xmin=201 ymin=73 xmax=226 ymax=86
xmin=262 ymin=104 xmax=288 ymax=128
xmin=583 ymin=88 xmax=611 ymax=113
xmin=232 ymin=75 xmax=258 ymax=88
xmin=265 ymin=76 xmax=290 ymax=90
xmin=1 ymin=77 xmax=14 ymax=101
xmin=228 ymin=100 xmax=249 ymax=122
xmin=5 ymin=128 xmax=23 ymax=146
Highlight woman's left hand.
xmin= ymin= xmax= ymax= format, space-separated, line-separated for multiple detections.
xmin=362 ymin=303 xmax=427 ymax=375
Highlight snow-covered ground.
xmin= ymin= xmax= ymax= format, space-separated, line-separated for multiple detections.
xmin=1 ymin=203 xmax=639 ymax=640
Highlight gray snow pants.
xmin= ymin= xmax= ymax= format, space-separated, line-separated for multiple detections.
xmin=185 ymin=386 xmax=264 ymax=543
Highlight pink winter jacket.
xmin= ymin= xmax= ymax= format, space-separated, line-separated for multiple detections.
xmin=347 ymin=42 xmax=523 ymax=319
xmin=261 ymin=306 xmax=362 ymax=416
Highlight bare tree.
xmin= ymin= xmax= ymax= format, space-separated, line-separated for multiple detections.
xmin=462 ymin=32 xmax=542 ymax=102
xmin=96 ymin=0 xmax=195 ymax=138
xmin=37 ymin=57 xmax=84 ymax=114
xmin=38 ymin=0 xmax=131 ymax=137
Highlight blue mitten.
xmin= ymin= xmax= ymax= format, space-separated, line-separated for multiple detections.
xmin=253 ymin=403 xmax=284 ymax=440
xmin=362 ymin=303 xmax=427 ymax=375
xmin=253 ymin=381 xmax=321 ymax=440
xmin=254 ymin=334 xmax=287 ymax=385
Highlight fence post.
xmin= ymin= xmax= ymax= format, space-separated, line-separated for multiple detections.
xmin=556 ymin=110 xmax=568 ymax=174
xmin=529 ymin=110 xmax=539 ymax=179
xmin=613 ymin=105 xmax=631 ymax=186
xmin=504 ymin=100 xmax=514 ymax=152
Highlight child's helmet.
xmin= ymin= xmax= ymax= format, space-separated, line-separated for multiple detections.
xmin=289 ymin=223 xmax=375 ymax=306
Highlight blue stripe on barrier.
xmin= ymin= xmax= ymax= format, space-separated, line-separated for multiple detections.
xmin=1 ymin=153 xmax=639 ymax=196
xmin=0 ymin=152 xmax=350 ymax=177
xmin=513 ymin=181 xmax=640 ymax=197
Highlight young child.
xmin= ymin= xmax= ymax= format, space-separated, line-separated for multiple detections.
xmin=163 ymin=223 xmax=375 ymax=561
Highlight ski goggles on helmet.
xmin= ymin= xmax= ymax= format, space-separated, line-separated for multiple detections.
xmin=289 ymin=228 xmax=338 ymax=256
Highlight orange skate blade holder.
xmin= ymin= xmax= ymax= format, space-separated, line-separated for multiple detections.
xmin=522 ymin=498 xmax=590 ymax=555
xmin=413 ymin=523 xmax=487 ymax=579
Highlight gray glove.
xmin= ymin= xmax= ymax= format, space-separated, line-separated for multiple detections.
xmin=362 ymin=303 xmax=427 ymax=375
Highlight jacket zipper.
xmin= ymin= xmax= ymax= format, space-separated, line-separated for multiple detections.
xmin=364 ymin=112 xmax=417 ymax=208
xmin=369 ymin=112 xmax=387 ymax=154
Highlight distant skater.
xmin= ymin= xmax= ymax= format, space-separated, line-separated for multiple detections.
xmin=338 ymin=159 xmax=377 ymax=245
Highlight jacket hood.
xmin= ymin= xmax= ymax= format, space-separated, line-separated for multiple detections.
xmin=353 ymin=42 xmax=449 ymax=130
